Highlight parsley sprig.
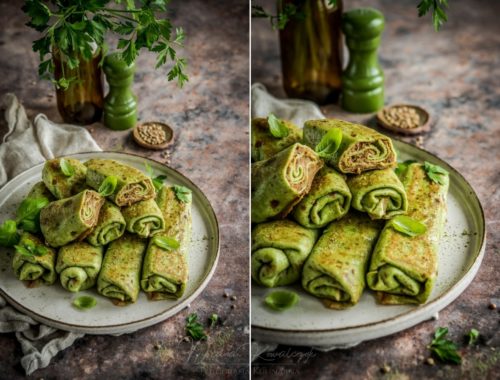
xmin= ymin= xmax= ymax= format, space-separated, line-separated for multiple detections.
xmin=418 ymin=0 xmax=449 ymax=31
xmin=185 ymin=313 xmax=207 ymax=341
xmin=23 ymin=0 xmax=188 ymax=89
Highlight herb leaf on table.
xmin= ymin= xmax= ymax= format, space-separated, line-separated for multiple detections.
xmin=186 ymin=313 xmax=207 ymax=341
xmin=467 ymin=328 xmax=479 ymax=345
xmin=428 ymin=327 xmax=462 ymax=364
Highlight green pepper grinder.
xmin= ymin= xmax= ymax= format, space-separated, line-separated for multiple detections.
xmin=103 ymin=52 xmax=137 ymax=130
xmin=341 ymin=8 xmax=385 ymax=113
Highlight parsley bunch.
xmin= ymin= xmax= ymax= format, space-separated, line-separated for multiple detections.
xmin=22 ymin=0 xmax=188 ymax=90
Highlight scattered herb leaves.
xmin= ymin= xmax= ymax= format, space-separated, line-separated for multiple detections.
xmin=267 ymin=113 xmax=289 ymax=138
xmin=264 ymin=290 xmax=300 ymax=311
xmin=98 ymin=176 xmax=118 ymax=197
xmin=315 ymin=128 xmax=342 ymax=158
xmin=467 ymin=328 xmax=479 ymax=345
xmin=424 ymin=161 xmax=448 ymax=185
xmin=173 ymin=185 xmax=192 ymax=203
xmin=0 ymin=220 xmax=20 ymax=247
xmin=152 ymin=236 xmax=180 ymax=251
xmin=73 ymin=296 xmax=97 ymax=311
xmin=209 ymin=313 xmax=219 ymax=328
xmin=185 ymin=313 xmax=207 ymax=341
xmin=59 ymin=158 xmax=75 ymax=177
xmin=428 ymin=327 xmax=462 ymax=364
xmin=387 ymin=215 xmax=427 ymax=237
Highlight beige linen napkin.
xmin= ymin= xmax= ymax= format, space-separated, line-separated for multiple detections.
xmin=0 ymin=93 xmax=101 ymax=375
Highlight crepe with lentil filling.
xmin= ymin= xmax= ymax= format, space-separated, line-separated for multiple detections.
xmin=347 ymin=168 xmax=407 ymax=220
xmin=42 ymin=158 xmax=87 ymax=199
xmin=40 ymin=189 xmax=105 ymax=247
xmin=251 ymin=220 xmax=318 ymax=287
xmin=366 ymin=163 xmax=449 ymax=305
xmin=87 ymin=201 xmax=126 ymax=246
xmin=85 ymin=158 xmax=155 ymax=207
xmin=251 ymin=117 xmax=302 ymax=162
xmin=56 ymin=242 xmax=103 ymax=292
xmin=121 ymin=198 xmax=165 ymax=238
xmin=251 ymin=143 xmax=323 ymax=223
xmin=141 ymin=186 xmax=191 ymax=300
xmin=292 ymin=167 xmax=352 ymax=229
xmin=12 ymin=232 xmax=56 ymax=285
xmin=97 ymin=233 xmax=146 ymax=304
xmin=302 ymin=213 xmax=382 ymax=309
xmin=303 ymin=119 xmax=397 ymax=174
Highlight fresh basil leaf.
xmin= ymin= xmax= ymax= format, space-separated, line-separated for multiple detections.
xmin=152 ymin=236 xmax=180 ymax=251
xmin=173 ymin=185 xmax=192 ymax=203
xmin=98 ymin=176 xmax=118 ymax=197
xmin=264 ymin=290 xmax=299 ymax=311
xmin=395 ymin=160 xmax=418 ymax=177
xmin=388 ymin=215 xmax=427 ymax=237
xmin=467 ymin=328 xmax=479 ymax=345
xmin=267 ymin=113 xmax=289 ymax=138
xmin=424 ymin=161 xmax=448 ymax=185
xmin=60 ymin=158 xmax=75 ymax=177
xmin=428 ymin=326 xmax=462 ymax=364
xmin=0 ymin=220 xmax=20 ymax=247
xmin=315 ymin=128 xmax=342 ymax=158
xmin=16 ymin=197 xmax=49 ymax=223
xmin=73 ymin=296 xmax=97 ymax=310
xmin=209 ymin=313 xmax=218 ymax=328
xmin=152 ymin=175 xmax=167 ymax=192
xmin=434 ymin=327 xmax=449 ymax=340
xmin=185 ymin=313 xmax=207 ymax=340
xmin=14 ymin=244 xmax=35 ymax=257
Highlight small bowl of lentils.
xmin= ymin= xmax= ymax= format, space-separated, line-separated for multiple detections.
xmin=133 ymin=121 xmax=174 ymax=150
xmin=376 ymin=104 xmax=431 ymax=135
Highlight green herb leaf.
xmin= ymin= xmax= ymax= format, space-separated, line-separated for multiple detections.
xmin=395 ymin=160 xmax=418 ymax=177
xmin=429 ymin=327 xmax=462 ymax=364
xmin=14 ymin=244 xmax=35 ymax=257
xmin=185 ymin=313 xmax=207 ymax=340
xmin=152 ymin=236 xmax=180 ymax=251
xmin=267 ymin=113 xmax=289 ymax=138
xmin=0 ymin=220 xmax=20 ymax=247
xmin=315 ymin=128 xmax=342 ymax=158
xmin=424 ymin=161 xmax=448 ymax=185
xmin=152 ymin=175 xmax=167 ymax=192
xmin=264 ymin=290 xmax=300 ymax=311
xmin=173 ymin=185 xmax=192 ymax=203
xmin=387 ymin=215 xmax=427 ymax=237
xmin=60 ymin=158 xmax=75 ymax=177
xmin=417 ymin=0 xmax=449 ymax=31
xmin=98 ymin=176 xmax=118 ymax=197
xmin=467 ymin=328 xmax=479 ymax=345
xmin=16 ymin=197 xmax=49 ymax=225
xmin=209 ymin=313 xmax=218 ymax=328
xmin=73 ymin=296 xmax=97 ymax=310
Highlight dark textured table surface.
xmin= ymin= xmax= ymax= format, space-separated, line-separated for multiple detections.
xmin=0 ymin=0 xmax=249 ymax=379
xmin=252 ymin=0 xmax=500 ymax=379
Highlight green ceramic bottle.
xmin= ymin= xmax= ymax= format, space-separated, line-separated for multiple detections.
xmin=341 ymin=8 xmax=385 ymax=113
xmin=103 ymin=53 xmax=137 ymax=130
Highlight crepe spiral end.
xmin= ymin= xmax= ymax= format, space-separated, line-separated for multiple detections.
xmin=60 ymin=268 xmax=89 ymax=292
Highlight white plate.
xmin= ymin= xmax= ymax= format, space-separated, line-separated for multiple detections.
xmin=0 ymin=152 xmax=220 ymax=335
xmin=252 ymin=140 xmax=486 ymax=347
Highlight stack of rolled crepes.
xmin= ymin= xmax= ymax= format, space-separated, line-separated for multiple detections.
xmin=10 ymin=158 xmax=193 ymax=306
xmin=251 ymin=117 xmax=449 ymax=308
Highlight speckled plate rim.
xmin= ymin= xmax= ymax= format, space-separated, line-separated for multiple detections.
xmin=252 ymin=140 xmax=486 ymax=347
xmin=0 ymin=152 xmax=220 ymax=335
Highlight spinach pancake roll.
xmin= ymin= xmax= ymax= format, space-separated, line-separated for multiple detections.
xmin=347 ymin=168 xmax=407 ymax=219
xmin=141 ymin=186 xmax=191 ymax=300
xmin=292 ymin=167 xmax=352 ymax=229
xmin=302 ymin=213 xmax=382 ymax=309
xmin=251 ymin=117 xmax=302 ymax=162
xmin=97 ymin=234 xmax=147 ymax=304
xmin=56 ymin=242 xmax=103 ymax=292
xmin=87 ymin=201 xmax=126 ymax=246
xmin=42 ymin=158 xmax=87 ymax=199
xmin=40 ymin=190 xmax=105 ymax=247
xmin=303 ymin=119 xmax=397 ymax=174
xmin=251 ymin=220 xmax=318 ymax=287
xmin=85 ymin=158 xmax=155 ymax=207
xmin=121 ymin=198 xmax=165 ymax=238
xmin=366 ymin=163 xmax=449 ymax=305
xmin=251 ymin=143 xmax=323 ymax=223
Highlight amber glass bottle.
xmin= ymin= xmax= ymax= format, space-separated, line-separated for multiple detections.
xmin=53 ymin=49 xmax=104 ymax=125
xmin=279 ymin=0 xmax=343 ymax=104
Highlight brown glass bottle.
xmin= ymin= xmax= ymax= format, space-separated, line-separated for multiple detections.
xmin=279 ymin=0 xmax=343 ymax=104
xmin=53 ymin=49 xmax=104 ymax=125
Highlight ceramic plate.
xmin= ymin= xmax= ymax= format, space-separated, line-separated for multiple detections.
xmin=252 ymin=140 xmax=486 ymax=348
xmin=0 ymin=152 xmax=219 ymax=335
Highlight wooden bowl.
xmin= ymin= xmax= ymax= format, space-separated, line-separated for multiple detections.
xmin=376 ymin=104 xmax=431 ymax=135
xmin=133 ymin=121 xmax=174 ymax=150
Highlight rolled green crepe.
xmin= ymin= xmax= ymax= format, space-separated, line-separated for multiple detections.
xmin=121 ymin=198 xmax=165 ymax=238
xmin=251 ymin=117 xmax=302 ymax=162
xmin=87 ymin=201 xmax=126 ymax=246
xmin=12 ymin=232 xmax=56 ymax=285
xmin=40 ymin=190 xmax=105 ymax=247
xmin=347 ymin=168 xmax=407 ymax=220
xmin=251 ymin=143 xmax=323 ymax=223
xmin=42 ymin=158 xmax=87 ymax=199
xmin=141 ymin=186 xmax=191 ymax=300
xmin=303 ymin=119 xmax=397 ymax=174
xmin=27 ymin=182 xmax=55 ymax=201
xmin=56 ymin=242 xmax=103 ymax=292
xmin=97 ymin=233 xmax=146 ymax=304
xmin=85 ymin=159 xmax=155 ymax=207
xmin=251 ymin=220 xmax=318 ymax=287
xmin=302 ymin=213 xmax=382 ymax=309
xmin=291 ymin=167 xmax=352 ymax=228
xmin=366 ymin=163 xmax=449 ymax=305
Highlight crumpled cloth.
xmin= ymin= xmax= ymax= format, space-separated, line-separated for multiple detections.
xmin=0 ymin=93 xmax=101 ymax=375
